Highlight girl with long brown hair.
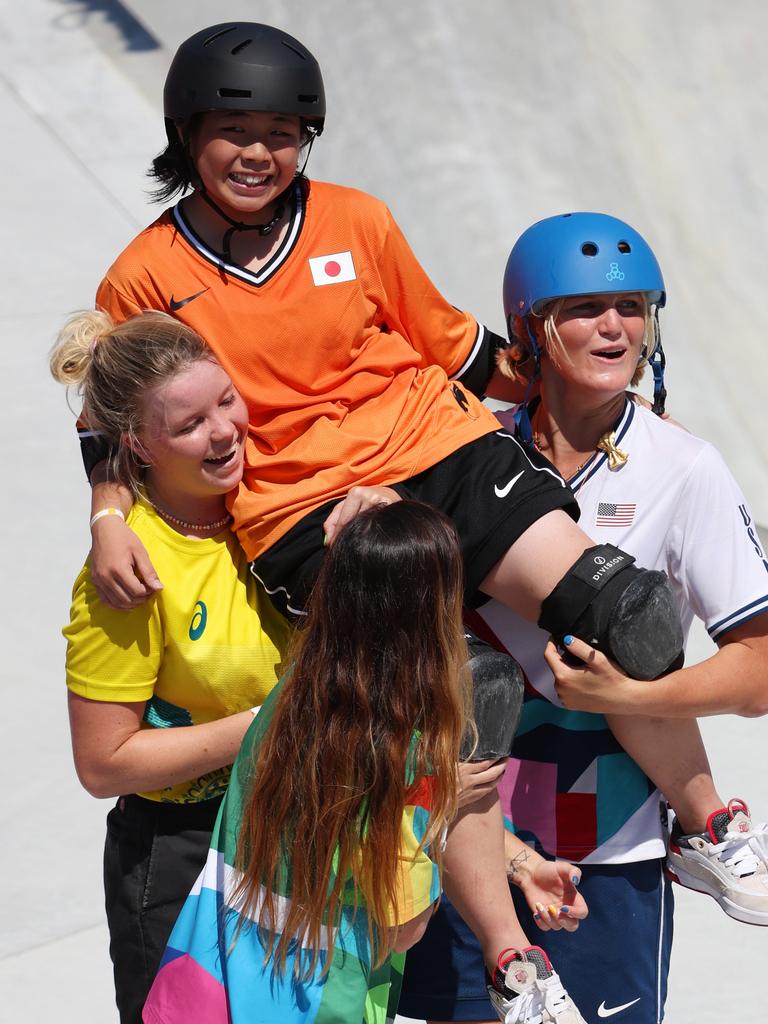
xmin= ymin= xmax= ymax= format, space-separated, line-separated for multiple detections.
xmin=143 ymin=501 xmax=472 ymax=1023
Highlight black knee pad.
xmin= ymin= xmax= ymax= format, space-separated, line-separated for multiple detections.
xmin=461 ymin=630 xmax=524 ymax=760
xmin=538 ymin=544 xmax=684 ymax=680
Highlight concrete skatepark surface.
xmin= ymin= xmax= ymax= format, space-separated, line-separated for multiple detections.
xmin=1 ymin=1 xmax=766 ymax=1020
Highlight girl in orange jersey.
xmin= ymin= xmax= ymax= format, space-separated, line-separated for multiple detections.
xmin=81 ymin=23 xmax=690 ymax=1024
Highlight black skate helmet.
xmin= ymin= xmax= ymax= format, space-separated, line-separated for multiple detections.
xmin=164 ymin=22 xmax=326 ymax=141
xmin=157 ymin=23 xmax=326 ymax=259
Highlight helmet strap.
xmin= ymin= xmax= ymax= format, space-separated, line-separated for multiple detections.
xmin=513 ymin=318 xmax=542 ymax=444
xmin=648 ymin=310 xmax=667 ymax=416
xmin=195 ymin=190 xmax=287 ymax=263
xmin=298 ymin=131 xmax=318 ymax=176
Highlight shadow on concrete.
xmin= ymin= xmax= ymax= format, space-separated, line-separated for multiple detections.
xmin=49 ymin=0 xmax=159 ymax=51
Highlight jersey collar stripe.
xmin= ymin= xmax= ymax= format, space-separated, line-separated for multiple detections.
xmin=450 ymin=323 xmax=486 ymax=381
xmin=569 ymin=397 xmax=635 ymax=490
xmin=171 ymin=180 xmax=305 ymax=288
xmin=708 ymin=594 xmax=768 ymax=641
xmin=495 ymin=430 xmax=567 ymax=488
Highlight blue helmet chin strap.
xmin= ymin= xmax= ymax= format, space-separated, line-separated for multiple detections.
xmin=648 ymin=308 xmax=667 ymax=416
xmin=512 ymin=316 xmax=542 ymax=444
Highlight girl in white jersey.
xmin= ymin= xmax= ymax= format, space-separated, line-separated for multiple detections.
xmin=399 ymin=213 xmax=768 ymax=1024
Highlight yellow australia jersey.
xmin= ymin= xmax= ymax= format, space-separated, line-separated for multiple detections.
xmin=63 ymin=499 xmax=291 ymax=803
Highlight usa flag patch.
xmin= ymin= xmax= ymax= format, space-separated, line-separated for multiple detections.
xmin=308 ymin=250 xmax=356 ymax=286
xmin=596 ymin=502 xmax=637 ymax=527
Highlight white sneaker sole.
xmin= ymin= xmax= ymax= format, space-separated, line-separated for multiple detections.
xmin=666 ymin=861 xmax=768 ymax=926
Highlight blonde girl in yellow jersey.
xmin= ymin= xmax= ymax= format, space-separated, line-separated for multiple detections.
xmin=52 ymin=311 xmax=292 ymax=1024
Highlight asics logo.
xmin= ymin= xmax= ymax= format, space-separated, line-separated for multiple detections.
xmin=597 ymin=998 xmax=641 ymax=1017
xmin=169 ymin=287 xmax=209 ymax=311
xmin=189 ymin=601 xmax=207 ymax=641
xmin=494 ymin=470 xmax=524 ymax=498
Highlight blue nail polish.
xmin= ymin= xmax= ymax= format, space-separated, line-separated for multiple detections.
xmin=559 ymin=907 xmax=569 ymax=915
xmin=533 ymin=912 xmax=540 ymax=920
xmin=563 ymin=635 xmax=574 ymax=646
xmin=571 ymin=875 xmax=580 ymax=886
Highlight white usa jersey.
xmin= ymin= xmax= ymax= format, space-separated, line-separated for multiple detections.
xmin=479 ymin=399 xmax=768 ymax=864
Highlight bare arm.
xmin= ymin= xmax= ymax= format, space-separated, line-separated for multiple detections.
xmin=545 ymin=612 xmax=768 ymax=718
xmin=89 ymin=461 xmax=162 ymax=609
xmin=390 ymin=904 xmax=436 ymax=953
xmin=503 ymin=831 xmax=587 ymax=933
xmin=68 ymin=691 xmax=254 ymax=798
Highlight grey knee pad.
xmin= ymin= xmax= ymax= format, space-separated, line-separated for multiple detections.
xmin=461 ymin=631 xmax=524 ymax=760
xmin=538 ymin=544 xmax=684 ymax=680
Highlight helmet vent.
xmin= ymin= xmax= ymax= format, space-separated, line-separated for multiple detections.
xmin=203 ymin=26 xmax=237 ymax=46
xmin=298 ymin=94 xmax=320 ymax=104
xmin=581 ymin=242 xmax=599 ymax=257
xmin=218 ymin=88 xmax=252 ymax=98
xmin=231 ymin=39 xmax=253 ymax=55
xmin=282 ymin=41 xmax=308 ymax=60
xmin=617 ymin=240 xmax=632 ymax=253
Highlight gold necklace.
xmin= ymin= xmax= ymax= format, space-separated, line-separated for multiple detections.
xmin=533 ymin=431 xmax=593 ymax=476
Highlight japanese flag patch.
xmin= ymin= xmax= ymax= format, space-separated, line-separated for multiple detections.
xmin=308 ymin=250 xmax=356 ymax=286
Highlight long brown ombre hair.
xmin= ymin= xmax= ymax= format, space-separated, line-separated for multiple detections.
xmin=233 ymin=501 xmax=471 ymax=977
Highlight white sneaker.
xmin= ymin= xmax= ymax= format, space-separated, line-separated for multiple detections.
xmin=487 ymin=946 xmax=587 ymax=1024
xmin=666 ymin=798 xmax=768 ymax=925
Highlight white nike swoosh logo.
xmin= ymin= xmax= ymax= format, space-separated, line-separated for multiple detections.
xmin=494 ymin=470 xmax=524 ymax=498
xmin=597 ymin=998 xmax=641 ymax=1018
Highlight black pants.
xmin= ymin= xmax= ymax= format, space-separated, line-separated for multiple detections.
xmin=103 ymin=794 xmax=223 ymax=1024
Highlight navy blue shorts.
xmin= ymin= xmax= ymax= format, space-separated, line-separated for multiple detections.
xmin=398 ymin=859 xmax=674 ymax=1023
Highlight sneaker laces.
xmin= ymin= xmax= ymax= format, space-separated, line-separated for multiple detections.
xmin=710 ymin=799 xmax=768 ymax=877
xmin=500 ymin=975 xmax=573 ymax=1024
xmin=494 ymin=948 xmax=574 ymax=1024
xmin=539 ymin=972 xmax=572 ymax=1017
xmin=501 ymin=986 xmax=542 ymax=1024
xmin=714 ymin=832 xmax=764 ymax=877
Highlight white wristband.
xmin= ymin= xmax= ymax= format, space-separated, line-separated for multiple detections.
xmin=90 ymin=507 xmax=126 ymax=529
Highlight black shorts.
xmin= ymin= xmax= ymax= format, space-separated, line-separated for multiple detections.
xmin=251 ymin=428 xmax=578 ymax=618
xmin=103 ymin=794 xmax=223 ymax=1024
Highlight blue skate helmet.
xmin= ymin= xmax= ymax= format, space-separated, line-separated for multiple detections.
xmin=503 ymin=213 xmax=668 ymax=418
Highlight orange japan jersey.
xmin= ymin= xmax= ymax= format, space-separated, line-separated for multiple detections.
xmin=96 ymin=180 xmax=501 ymax=560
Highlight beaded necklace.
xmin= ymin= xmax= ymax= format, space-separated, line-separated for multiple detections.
xmin=147 ymin=497 xmax=231 ymax=533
